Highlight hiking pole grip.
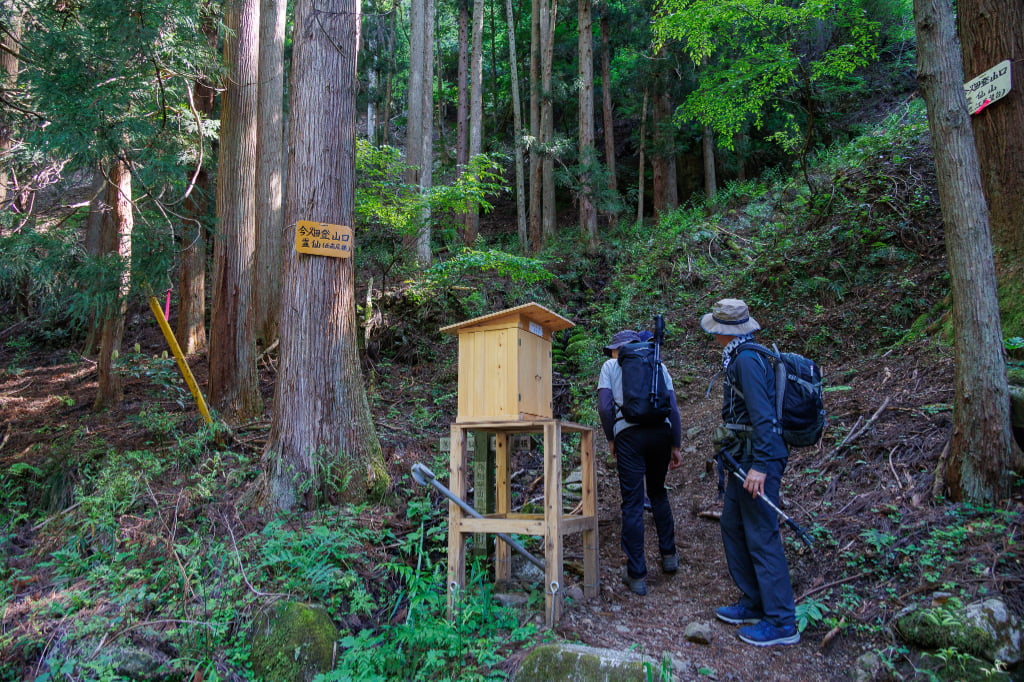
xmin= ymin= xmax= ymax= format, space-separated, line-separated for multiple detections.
xmin=720 ymin=450 xmax=814 ymax=550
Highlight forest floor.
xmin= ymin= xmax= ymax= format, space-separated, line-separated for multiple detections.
xmin=5 ymin=300 xmax=1021 ymax=681
xmin=2 ymin=164 xmax=1024 ymax=680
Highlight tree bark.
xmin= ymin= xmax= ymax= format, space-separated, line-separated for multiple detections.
xmin=577 ymin=0 xmax=597 ymax=251
xmin=702 ymin=123 xmax=717 ymax=199
xmin=636 ymin=89 xmax=647 ymax=225
xmin=504 ymin=0 xmax=527 ymax=251
xmin=254 ymin=0 xmax=287 ymax=347
xmin=599 ymin=13 xmax=617 ymax=197
xmin=264 ymin=0 xmax=386 ymax=510
xmin=957 ymin=0 xmax=1024 ymax=329
xmin=528 ymin=0 xmax=541 ymax=252
xmin=210 ymin=0 xmax=263 ymax=424
xmin=0 ymin=3 xmax=22 ymax=207
xmin=700 ymin=57 xmax=717 ymax=199
xmin=651 ymin=74 xmax=678 ymax=221
xmin=456 ymin=0 xmax=469 ymax=171
xmin=540 ymin=0 xmax=558 ymax=241
xmin=914 ymin=0 xmax=1018 ymax=501
xmin=176 ymin=70 xmax=216 ymax=356
xmin=465 ymin=0 xmax=484 ymax=243
xmin=406 ymin=0 xmax=433 ymax=264
xmin=94 ymin=160 xmax=132 ymax=411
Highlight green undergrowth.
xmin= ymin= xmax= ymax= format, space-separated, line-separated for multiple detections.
xmin=0 ymin=419 xmax=538 ymax=681
xmin=567 ymin=100 xmax=947 ymax=369
xmin=792 ymin=502 xmax=1022 ymax=638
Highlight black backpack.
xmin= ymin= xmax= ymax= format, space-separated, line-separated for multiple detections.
xmin=617 ymin=341 xmax=673 ymax=425
xmin=731 ymin=342 xmax=826 ymax=447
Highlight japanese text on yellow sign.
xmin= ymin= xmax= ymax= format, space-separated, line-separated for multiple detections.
xmin=295 ymin=221 xmax=354 ymax=258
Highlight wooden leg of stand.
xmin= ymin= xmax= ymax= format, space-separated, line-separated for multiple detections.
xmin=543 ymin=421 xmax=563 ymax=626
xmin=447 ymin=425 xmax=468 ymax=619
xmin=494 ymin=431 xmax=512 ymax=585
xmin=580 ymin=428 xmax=599 ymax=598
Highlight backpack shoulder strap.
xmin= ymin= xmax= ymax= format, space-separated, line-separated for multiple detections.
xmin=730 ymin=341 xmax=785 ymax=424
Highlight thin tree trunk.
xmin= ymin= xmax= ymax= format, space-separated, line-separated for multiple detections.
xmin=406 ymin=0 xmax=432 ymax=264
xmin=381 ymin=8 xmax=397 ymax=146
xmin=265 ymin=0 xmax=386 ymax=510
xmin=577 ymin=0 xmax=596 ymax=251
xmin=417 ymin=0 xmax=434 ymax=264
xmin=177 ymin=72 xmax=216 ymax=356
xmin=700 ymin=57 xmax=717 ymax=199
xmin=914 ymin=0 xmax=1017 ymax=501
xmin=651 ymin=83 xmax=677 ymax=221
xmin=504 ymin=0 xmax=527 ymax=251
xmin=210 ymin=0 xmax=263 ymax=424
xmin=465 ymin=0 xmax=484 ymax=243
xmin=456 ymin=1 xmax=469 ymax=171
xmin=636 ymin=90 xmax=647 ymax=225
xmin=528 ymin=0 xmax=541 ymax=252
xmin=702 ymin=123 xmax=717 ymax=199
xmin=599 ymin=14 xmax=617 ymax=197
xmin=81 ymin=167 xmax=108 ymax=357
xmin=94 ymin=160 xmax=132 ymax=411
xmin=540 ymin=0 xmax=558 ymax=241
xmin=0 ymin=4 xmax=21 ymax=207
xmin=255 ymin=0 xmax=287 ymax=347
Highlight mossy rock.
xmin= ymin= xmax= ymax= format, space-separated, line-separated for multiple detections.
xmin=512 ymin=643 xmax=666 ymax=682
xmin=894 ymin=606 xmax=996 ymax=661
xmin=248 ymin=601 xmax=339 ymax=682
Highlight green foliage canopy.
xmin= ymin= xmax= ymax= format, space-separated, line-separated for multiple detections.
xmin=653 ymin=0 xmax=880 ymax=150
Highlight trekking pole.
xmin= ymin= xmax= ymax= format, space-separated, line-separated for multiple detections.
xmin=719 ymin=450 xmax=814 ymax=549
xmin=410 ymin=463 xmax=546 ymax=571
xmin=649 ymin=314 xmax=665 ymax=404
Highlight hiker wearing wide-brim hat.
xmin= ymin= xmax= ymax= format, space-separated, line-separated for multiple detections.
xmin=701 ymin=298 xmax=799 ymax=647
xmin=700 ymin=298 xmax=761 ymax=337
xmin=597 ymin=327 xmax=682 ymax=597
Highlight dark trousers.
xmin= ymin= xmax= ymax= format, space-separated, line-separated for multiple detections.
xmin=720 ymin=456 xmax=796 ymax=627
xmin=616 ymin=424 xmax=676 ymax=579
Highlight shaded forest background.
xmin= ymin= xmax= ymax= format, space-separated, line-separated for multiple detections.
xmin=1 ymin=0 xmax=1024 ymax=679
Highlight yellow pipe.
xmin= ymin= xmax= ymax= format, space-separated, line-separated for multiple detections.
xmin=147 ymin=296 xmax=213 ymax=425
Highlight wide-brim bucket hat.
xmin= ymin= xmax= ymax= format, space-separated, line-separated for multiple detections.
xmin=700 ymin=299 xmax=761 ymax=336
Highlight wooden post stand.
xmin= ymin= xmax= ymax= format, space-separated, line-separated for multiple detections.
xmin=446 ymin=419 xmax=598 ymax=627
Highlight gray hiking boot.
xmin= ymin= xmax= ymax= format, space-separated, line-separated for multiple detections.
xmin=620 ymin=566 xmax=647 ymax=596
xmin=661 ymin=553 xmax=678 ymax=574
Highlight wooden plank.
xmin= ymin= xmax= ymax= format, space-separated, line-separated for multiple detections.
xmin=447 ymin=425 xmax=468 ymax=618
xmin=494 ymin=433 xmax=512 ymax=583
xmin=579 ymin=428 xmax=599 ymax=597
xmin=458 ymin=517 xmax=547 ymax=535
xmin=543 ymin=421 xmax=564 ymax=626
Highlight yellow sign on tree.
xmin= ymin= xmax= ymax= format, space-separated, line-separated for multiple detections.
xmin=295 ymin=220 xmax=354 ymax=258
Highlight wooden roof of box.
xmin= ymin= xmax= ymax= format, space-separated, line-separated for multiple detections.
xmin=440 ymin=302 xmax=574 ymax=335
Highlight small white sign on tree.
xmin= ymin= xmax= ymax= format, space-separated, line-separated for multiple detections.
xmin=964 ymin=59 xmax=1012 ymax=115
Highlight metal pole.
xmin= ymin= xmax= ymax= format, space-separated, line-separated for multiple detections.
xmin=411 ymin=463 xmax=546 ymax=571
xmin=722 ymin=453 xmax=814 ymax=549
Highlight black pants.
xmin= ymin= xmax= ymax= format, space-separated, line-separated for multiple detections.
xmin=616 ymin=424 xmax=676 ymax=579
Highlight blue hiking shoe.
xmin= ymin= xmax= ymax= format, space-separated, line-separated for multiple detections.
xmin=737 ymin=620 xmax=800 ymax=647
xmin=714 ymin=602 xmax=763 ymax=625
